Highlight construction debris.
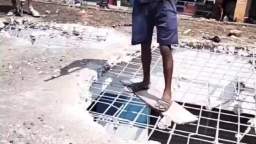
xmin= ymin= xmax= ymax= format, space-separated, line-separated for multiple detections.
xmin=228 ymin=29 xmax=242 ymax=37
xmin=203 ymin=35 xmax=221 ymax=43
xmin=45 ymin=10 xmax=51 ymax=14
xmin=159 ymin=102 xmax=198 ymax=126
xmin=0 ymin=21 xmax=4 ymax=29
xmin=72 ymin=29 xmax=80 ymax=36
xmin=112 ymin=23 xmax=132 ymax=28
xmin=1 ymin=1 xmax=256 ymax=144
xmin=183 ymin=29 xmax=191 ymax=35
xmin=3 ymin=17 xmax=15 ymax=25
xmin=30 ymin=34 xmax=36 ymax=44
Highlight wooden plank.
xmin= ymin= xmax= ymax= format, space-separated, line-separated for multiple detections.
xmin=234 ymin=0 xmax=252 ymax=22
xmin=135 ymin=88 xmax=198 ymax=125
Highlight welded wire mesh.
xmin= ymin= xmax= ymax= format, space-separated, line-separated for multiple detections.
xmin=87 ymin=46 xmax=256 ymax=144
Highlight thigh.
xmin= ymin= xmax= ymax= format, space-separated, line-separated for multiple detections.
xmin=132 ymin=3 xmax=154 ymax=45
xmin=156 ymin=0 xmax=178 ymax=45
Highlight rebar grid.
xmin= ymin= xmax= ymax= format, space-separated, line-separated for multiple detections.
xmin=88 ymin=46 xmax=256 ymax=144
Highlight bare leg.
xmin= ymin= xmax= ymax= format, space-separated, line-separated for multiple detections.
xmin=141 ymin=41 xmax=151 ymax=85
xmin=126 ymin=41 xmax=151 ymax=92
xmin=160 ymin=45 xmax=173 ymax=104
xmin=7 ymin=0 xmax=17 ymax=16
xmin=11 ymin=0 xmax=16 ymax=7
xmin=220 ymin=7 xmax=224 ymax=21
xmin=28 ymin=0 xmax=33 ymax=9
xmin=28 ymin=0 xmax=40 ymax=17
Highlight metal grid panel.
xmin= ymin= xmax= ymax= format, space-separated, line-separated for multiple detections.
xmin=87 ymin=46 xmax=256 ymax=144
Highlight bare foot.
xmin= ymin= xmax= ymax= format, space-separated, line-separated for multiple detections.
xmin=161 ymin=90 xmax=172 ymax=104
xmin=7 ymin=8 xmax=17 ymax=16
xmin=29 ymin=7 xmax=40 ymax=17
xmin=127 ymin=82 xmax=150 ymax=92
xmin=154 ymin=90 xmax=172 ymax=112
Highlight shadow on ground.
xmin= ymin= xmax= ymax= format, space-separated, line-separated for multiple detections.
xmin=44 ymin=59 xmax=107 ymax=82
xmin=0 ymin=5 xmax=13 ymax=15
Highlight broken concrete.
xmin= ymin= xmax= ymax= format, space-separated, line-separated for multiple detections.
xmin=228 ymin=29 xmax=243 ymax=37
xmin=1 ymin=1 xmax=256 ymax=143
xmin=0 ymin=18 xmax=141 ymax=144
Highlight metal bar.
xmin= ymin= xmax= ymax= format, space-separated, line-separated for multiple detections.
xmin=214 ymin=104 xmax=221 ymax=143
xmin=87 ymin=47 xmax=256 ymax=144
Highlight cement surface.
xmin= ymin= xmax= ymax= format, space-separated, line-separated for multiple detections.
xmin=0 ymin=20 xmax=140 ymax=143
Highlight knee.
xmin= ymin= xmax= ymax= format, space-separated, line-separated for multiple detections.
xmin=160 ymin=45 xmax=172 ymax=55
xmin=141 ymin=41 xmax=151 ymax=49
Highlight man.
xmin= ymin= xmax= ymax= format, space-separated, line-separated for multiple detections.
xmin=8 ymin=0 xmax=40 ymax=17
xmin=215 ymin=0 xmax=236 ymax=21
xmin=127 ymin=0 xmax=178 ymax=111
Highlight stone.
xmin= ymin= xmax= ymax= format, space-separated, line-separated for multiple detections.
xmin=72 ymin=29 xmax=80 ymax=36
xmin=30 ymin=122 xmax=34 ymax=126
xmin=228 ymin=29 xmax=242 ymax=37
xmin=80 ymin=9 xmax=86 ymax=14
xmin=238 ymin=49 xmax=249 ymax=57
xmin=14 ymin=19 xmax=23 ymax=25
xmin=45 ymin=10 xmax=51 ymax=14
xmin=75 ymin=3 xmax=81 ymax=7
xmin=59 ymin=126 xmax=64 ymax=132
xmin=8 ymin=64 xmax=13 ymax=70
xmin=248 ymin=60 xmax=256 ymax=66
xmin=3 ymin=17 xmax=15 ymax=25
xmin=0 ymin=21 xmax=5 ymax=29
xmin=202 ymin=35 xmax=221 ymax=43
xmin=249 ymin=35 xmax=256 ymax=39
xmin=223 ymin=16 xmax=229 ymax=22
xmin=22 ymin=19 xmax=29 ymax=24
xmin=30 ymin=35 xmax=36 ymax=44
xmin=183 ymin=29 xmax=191 ymax=35
xmin=56 ymin=9 xmax=60 ymax=14
xmin=227 ymin=46 xmax=235 ymax=54
xmin=210 ymin=36 xmax=221 ymax=43
xmin=41 ymin=15 xmax=47 ymax=18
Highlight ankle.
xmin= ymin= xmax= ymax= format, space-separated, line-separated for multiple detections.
xmin=142 ymin=80 xmax=150 ymax=85
xmin=163 ymin=88 xmax=171 ymax=94
xmin=29 ymin=6 xmax=34 ymax=10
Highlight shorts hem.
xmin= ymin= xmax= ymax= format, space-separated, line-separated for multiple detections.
xmin=158 ymin=40 xmax=179 ymax=46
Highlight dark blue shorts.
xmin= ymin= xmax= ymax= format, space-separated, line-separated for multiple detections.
xmin=132 ymin=0 xmax=178 ymax=45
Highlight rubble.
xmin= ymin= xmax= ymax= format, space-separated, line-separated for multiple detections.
xmin=8 ymin=64 xmax=13 ymax=70
xmin=210 ymin=36 xmax=221 ymax=43
xmin=0 ymin=21 xmax=5 ymax=29
xmin=183 ymin=29 xmax=191 ymax=35
xmin=14 ymin=19 xmax=23 ymax=25
xmin=72 ymin=29 xmax=80 ymax=36
xmin=56 ymin=9 xmax=60 ymax=14
xmin=180 ymin=40 xmax=255 ymax=57
xmin=45 ymin=10 xmax=51 ymax=14
xmin=112 ymin=23 xmax=132 ymax=28
xmin=203 ymin=35 xmax=221 ymax=43
xmin=3 ymin=17 xmax=14 ymax=25
xmin=30 ymin=35 xmax=36 ymax=45
xmin=228 ymin=29 xmax=242 ymax=37
xmin=1 ymin=2 xmax=256 ymax=144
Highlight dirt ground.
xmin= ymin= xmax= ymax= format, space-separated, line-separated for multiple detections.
xmin=1 ymin=0 xmax=256 ymax=44
xmin=0 ymin=0 xmax=256 ymax=144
